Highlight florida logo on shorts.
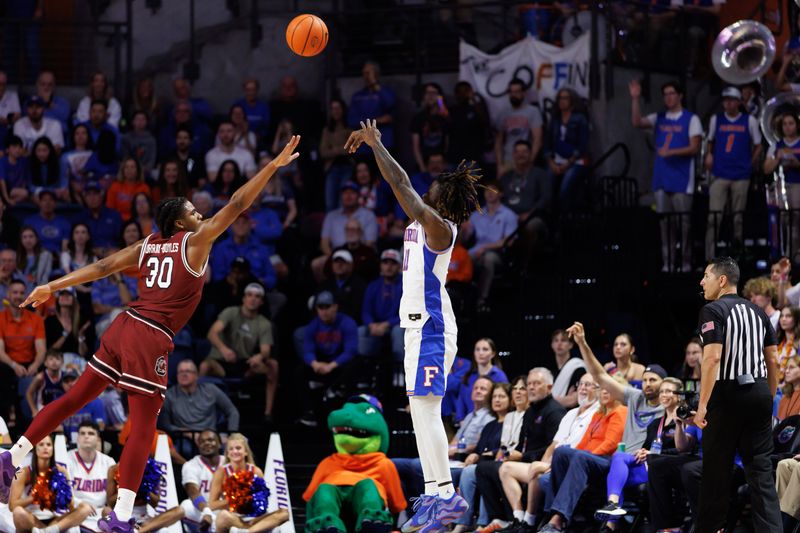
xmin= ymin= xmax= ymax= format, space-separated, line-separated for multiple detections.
xmin=155 ymin=356 xmax=167 ymax=377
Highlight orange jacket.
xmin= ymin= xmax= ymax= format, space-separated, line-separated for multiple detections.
xmin=302 ymin=452 xmax=406 ymax=512
xmin=576 ymin=405 xmax=627 ymax=456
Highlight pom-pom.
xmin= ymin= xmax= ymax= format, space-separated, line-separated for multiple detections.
xmin=222 ymin=469 xmax=254 ymax=514
xmin=30 ymin=471 xmax=54 ymax=511
xmin=249 ymin=476 xmax=270 ymax=517
xmin=49 ymin=468 xmax=72 ymax=513
xmin=139 ymin=459 xmax=162 ymax=500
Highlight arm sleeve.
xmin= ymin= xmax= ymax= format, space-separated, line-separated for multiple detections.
xmin=644 ymin=113 xmax=657 ymax=127
xmin=181 ymin=461 xmax=199 ymax=487
xmin=748 ymin=115 xmax=762 ymax=144
xmin=361 ymin=282 xmax=376 ymax=325
xmin=334 ymin=318 xmax=359 ymax=366
xmin=576 ymin=114 xmax=590 ymax=157
xmin=689 ymin=115 xmax=703 ymax=138
xmin=763 ymin=310 xmax=778 ymax=347
xmin=767 ymin=144 xmax=777 ymax=159
xmin=503 ymin=210 xmax=518 ymax=238
xmin=303 ymin=322 xmax=317 ymax=365
xmin=698 ymin=303 xmax=726 ymax=345
xmin=514 ymin=411 xmax=529 ymax=453
xmin=258 ymin=320 xmax=273 ymax=347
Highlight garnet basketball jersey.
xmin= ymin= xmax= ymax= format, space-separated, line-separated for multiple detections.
xmin=65 ymin=450 xmax=116 ymax=509
xmin=181 ymin=455 xmax=224 ymax=499
xmin=128 ymin=231 xmax=207 ymax=334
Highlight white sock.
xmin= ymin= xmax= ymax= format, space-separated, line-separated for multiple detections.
xmin=524 ymin=512 xmax=537 ymax=525
xmin=409 ymin=395 xmax=453 ymax=497
xmin=230 ymin=528 xmax=248 ymax=533
xmin=44 ymin=526 xmax=59 ymax=533
xmin=423 ymin=480 xmax=437 ymax=496
xmin=513 ymin=510 xmax=524 ymax=521
xmin=9 ymin=437 xmax=32 ymax=467
xmin=32 ymin=528 xmax=44 ymax=533
xmin=113 ymin=488 xmax=137 ymax=521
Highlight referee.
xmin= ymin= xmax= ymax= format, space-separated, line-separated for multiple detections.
xmin=695 ymin=257 xmax=781 ymax=532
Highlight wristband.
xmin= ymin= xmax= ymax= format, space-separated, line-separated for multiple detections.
xmin=193 ymin=495 xmax=207 ymax=509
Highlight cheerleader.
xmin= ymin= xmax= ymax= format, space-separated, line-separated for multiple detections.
xmin=9 ymin=434 xmax=92 ymax=533
xmin=208 ymin=433 xmax=289 ymax=533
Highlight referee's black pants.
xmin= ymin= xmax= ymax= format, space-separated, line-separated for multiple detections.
xmin=697 ymin=379 xmax=781 ymax=533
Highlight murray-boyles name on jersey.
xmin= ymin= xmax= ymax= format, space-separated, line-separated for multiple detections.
xmin=399 ymin=219 xmax=458 ymax=334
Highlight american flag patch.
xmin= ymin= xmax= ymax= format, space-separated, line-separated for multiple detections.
xmin=701 ymin=321 xmax=715 ymax=333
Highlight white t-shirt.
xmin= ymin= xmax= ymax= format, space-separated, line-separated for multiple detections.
xmin=552 ymin=401 xmax=599 ymax=449
xmin=645 ymin=111 xmax=704 ymax=138
xmin=786 ymin=283 xmax=800 ymax=307
xmin=182 ymin=455 xmax=224 ymax=499
xmin=74 ymin=96 xmax=122 ymax=128
xmin=65 ymin=449 xmax=116 ymax=509
xmin=0 ymin=90 xmax=21 ymax=119
xmin=13 ymin=116 xmax=65 ymax=150
xmin=707 ymin=113 xmax=761 ymax=144
xmin=500 ymin=410 xmax=526 ymax=450
xmin=771 ymin=309 xmax=781 ymax=332
xmin=0 ymin=416 xmax=8 ymax=437
xmin=205 ymin=146 xmax=256 ymax=177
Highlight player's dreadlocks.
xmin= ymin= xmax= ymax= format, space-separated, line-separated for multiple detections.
xmin=155 ymin=197 xmax=188 ymax=238
xmin=433 ymin=160 xmax=484 ymax=224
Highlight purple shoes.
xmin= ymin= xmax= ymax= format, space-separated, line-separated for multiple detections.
xmin=98 ymin=511 xmax=137 ymax=533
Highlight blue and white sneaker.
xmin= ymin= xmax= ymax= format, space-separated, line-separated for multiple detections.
xmin=422 ymin=492 xmax=469 ymax=532
xmin=400 ymin=494 xmax=438 ymax=532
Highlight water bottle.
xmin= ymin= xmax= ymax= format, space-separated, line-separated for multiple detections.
xmin=617 ymin=442 xmax=626 ymax=453
xmin=457 ymin=437 xmax=467 ymax=461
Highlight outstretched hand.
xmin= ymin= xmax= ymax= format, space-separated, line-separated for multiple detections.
xmin=272 ymin=135 xmax=301 ymax=167
xmin=344 ymin=119 xmax=382 ymax=153
xmin=20 ymin=284 xmax=52 ymax=309
xmin=566 ymin=321 xmax=586 ymax=345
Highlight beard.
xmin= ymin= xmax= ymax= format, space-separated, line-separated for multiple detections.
xmin=510 ymin=96 xmax=524 ymax=106
xmin=577 ymin=395 xmax=592 ymax=407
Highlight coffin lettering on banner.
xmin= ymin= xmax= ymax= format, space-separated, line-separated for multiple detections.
xmin=459 ymin=33 xmax=591 ymax=121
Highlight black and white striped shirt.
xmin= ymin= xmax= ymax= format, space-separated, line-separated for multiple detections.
xmin=698 ymin=294 xmax=777 ymax=381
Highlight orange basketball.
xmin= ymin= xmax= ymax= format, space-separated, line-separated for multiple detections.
xmin=286 ymin=14 xmax=328 ymax=57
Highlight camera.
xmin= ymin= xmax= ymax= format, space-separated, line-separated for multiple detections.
xmin=676 ymin=391 xmax=699 ymax=420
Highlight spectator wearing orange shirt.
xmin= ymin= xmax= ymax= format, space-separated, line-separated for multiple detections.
xmin=105 ymin=157 xmax=150 ymax=221
xmin=0 ymin=279 xmax=46 ymax=423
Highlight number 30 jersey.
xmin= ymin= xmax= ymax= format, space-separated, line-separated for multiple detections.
xmin=129 ymin=231 xmax=207 ymax=334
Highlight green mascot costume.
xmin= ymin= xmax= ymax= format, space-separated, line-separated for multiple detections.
xmin=303 ymin=394 xmax=406 ymax=532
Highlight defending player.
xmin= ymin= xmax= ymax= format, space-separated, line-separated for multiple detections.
xmin=345 ymin=120 xmax=482 ymax=531
xmin=0 ymin=136 xmax=301 ymax=533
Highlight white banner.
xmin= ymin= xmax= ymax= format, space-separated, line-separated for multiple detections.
xmin=265 ymin=432 xmax=295 ymax=533
xmin=459 ymin=33 xmax=591 ymax=122
xmin=153 ymin=434 xmax=182 ymax=533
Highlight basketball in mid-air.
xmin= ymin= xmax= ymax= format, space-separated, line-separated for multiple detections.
xmin=286 ymin=14 xmax=328 ymax=57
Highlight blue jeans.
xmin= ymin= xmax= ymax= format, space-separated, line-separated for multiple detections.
xmin=455 ymin=463 xmax=490 ymax=526
xmin=325 ymin=164 xmax=354 ymax=211
xmin=540 ymin=471 xmax=554 ymax=512
xmin=358 ymin=325 xmax=404 ymax=362
xmin=391 ymin=457 xmax=462 ymax=506
xmin=555 ymin=165 xmax=586 ymax=211
xmin=550 ymin=446 xmax=611 ymax=522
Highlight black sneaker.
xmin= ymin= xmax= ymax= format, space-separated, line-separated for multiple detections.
xmin=594 ymin=501 xmax=626 ymax=520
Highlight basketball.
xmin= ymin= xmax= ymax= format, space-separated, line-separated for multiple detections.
xmin=286 ymin=14 xmax=328 ymax=57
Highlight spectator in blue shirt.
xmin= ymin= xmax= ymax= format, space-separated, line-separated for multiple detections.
xmin=248 ymin=203 xmax=285 ymax=280
xmin=211 ymin=213 xmax=277 ymax=290
xmin=348 ymin=61 xmax=397 ymax=150
xmin=171 ymin=77 xmax=213 ymax=125
xmin=545 ymin=88 xmax=590 ymax=211
xmin=78 ymin=181 xmax=123 ymax=255
xmin=454 ymin=338 xmax=509 ymax=422
xmin=91 ymin=268 xmax=134 ymax=338
xmin=24 ymin=190 xmax=70 ymax=254
xmin=82 ymin=129 xmax=119 ymax=186
xmin=0 ymin=135 xmax=30 ymax=205
xmin=295 ymin=291 xmax=359 ymax=427
xmin=233 ymin=78 xmax=270 ymax=141
xmin=462 ymin=182 xmax=518 ymax=311
xmin=359 ymin=249 xmax=403 ymax=362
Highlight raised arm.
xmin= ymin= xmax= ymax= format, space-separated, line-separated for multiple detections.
xmin=21 ymin=241 xmax=143 ymax=308
xmin=345 ymin=120 xmax=451 ymax=250
xmin=187 ymin=136 xmax=300 ymax=264
xmin=566 ymin=322 xmax=626 ymax=402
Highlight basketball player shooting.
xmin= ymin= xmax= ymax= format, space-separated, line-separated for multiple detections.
xmin=0 ymin=136 xmax=301 ymax=533
xmin=345 ymin=120 xmax=482 ymax=532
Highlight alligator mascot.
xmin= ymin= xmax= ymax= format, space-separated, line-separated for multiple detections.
xmin=303 ymin=394 xmax=406 ymax=533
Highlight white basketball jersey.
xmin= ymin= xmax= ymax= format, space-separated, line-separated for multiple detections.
xmin=399 ymin=219 xmax=458 ymax=334
xmin=182 ymin=455 xmax=224 ymax=499
xmin=66 ymin=450 xmax=116 ymax=509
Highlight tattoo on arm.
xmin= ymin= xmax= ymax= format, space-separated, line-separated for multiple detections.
xmin=372 ymin=142 xmax=433 ymax=224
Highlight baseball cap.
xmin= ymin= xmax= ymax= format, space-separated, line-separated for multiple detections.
xmin=380 ymin=249 xmax=401 ymax=263
xmin=85 ymin=181 xmax=102 ymax=192
xmin=332 ymin=249 xmax=353 ymax=263
xmin=26 ymin=95 xmax=45 ymax=107
xmin=340 ymin=181 xmax=360 ymax=193
xmin=643 ymin=364 xmax=668 ymax=380
xmin=315 ymin=290 xmax=336 ymax=307
xmin=62 ymin=370 xmax=79 ymax=381
xmin=347 ymin=394 xmax=384 ymax=414
xmin=244 ymin=282 xmax=265 ymax=296
xmin=721 ymin=87 xmax=742 ymax=100
xmin=231 ymin=256 xmax=251 ymax=270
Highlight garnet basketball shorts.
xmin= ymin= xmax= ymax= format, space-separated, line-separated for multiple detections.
xmin=87 ymin=310 xmax=174 ymax=397
xmin=404 ymin=318 xmax=457 ymax=397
